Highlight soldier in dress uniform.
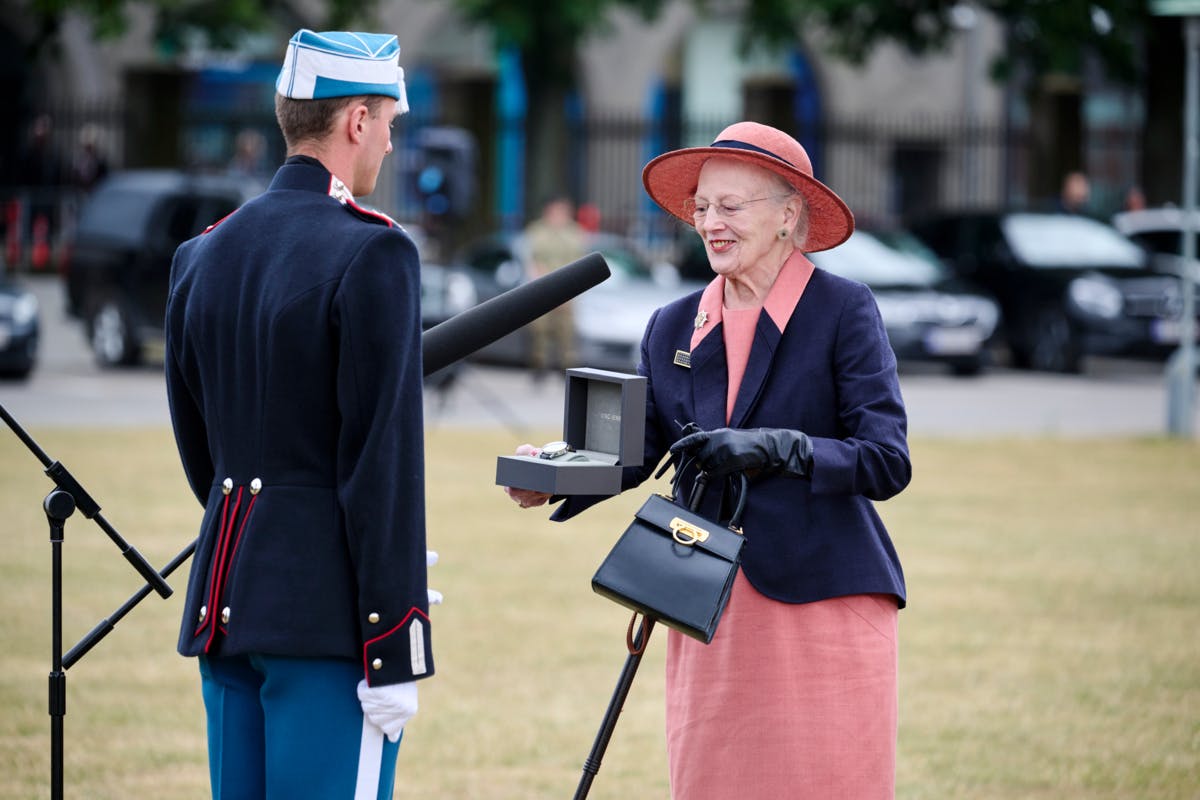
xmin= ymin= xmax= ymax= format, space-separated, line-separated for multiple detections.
xmin=165 ymin=29 xmax=433 ymax=799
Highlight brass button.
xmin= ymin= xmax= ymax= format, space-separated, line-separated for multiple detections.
xmin=221 ymin=607 xmax=231 ymax=624
xmin=222 ymin=478 xmax=233 ymax=495
xmin=368 ymin=612 xmax=380 ymax=624
xmin=371 ymin=658 xmax=383 ymax=671
xmin=250 ymin=478 xmax=262 ymax=495
xmin=199 ymin=605 xmax=207 ymax=622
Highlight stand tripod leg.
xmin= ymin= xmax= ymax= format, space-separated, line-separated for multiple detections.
xmin=2 ymin=401 xmax=179 ymax=799
xmin=44 ymin=489 xmax=75 ymax=800
xmin=573 ymin=616 xmax=655 ymax=800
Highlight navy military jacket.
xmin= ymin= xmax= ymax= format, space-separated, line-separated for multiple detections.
xmin=165 ymin=157 xmax=433 ymax=686
xmin=556 ymin=267 xmax=910 ymax=607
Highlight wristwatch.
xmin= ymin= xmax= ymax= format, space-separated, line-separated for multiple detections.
xmin=539 ymin=440 xmax=575 ymax=459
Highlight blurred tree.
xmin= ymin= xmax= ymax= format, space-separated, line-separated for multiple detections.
xmin=22 ymin=0 xmax=363 ymax=53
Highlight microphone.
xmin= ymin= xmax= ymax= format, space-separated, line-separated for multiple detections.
xmin=422 ymin=251 xmax=611 ymax=376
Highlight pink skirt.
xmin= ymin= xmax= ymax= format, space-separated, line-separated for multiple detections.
xmin=665 ymin=571 xmax=899 ymax=800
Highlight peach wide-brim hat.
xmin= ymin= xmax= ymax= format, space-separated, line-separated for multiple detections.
xmin=641 ymin=121 xmax=854 ymax=252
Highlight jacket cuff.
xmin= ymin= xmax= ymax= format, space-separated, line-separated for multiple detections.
xmin=362 ymin=607 xmax=434 ymax=685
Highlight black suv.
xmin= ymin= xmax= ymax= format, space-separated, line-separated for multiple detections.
xmin=63 ymin=170 xmax=261 ymax=366
xmin=909 ymin=211 xmax=1193 ymax=372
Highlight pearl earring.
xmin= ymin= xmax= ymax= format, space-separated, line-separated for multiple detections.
xmin=778 ymin=228 xmax=789 ymax=240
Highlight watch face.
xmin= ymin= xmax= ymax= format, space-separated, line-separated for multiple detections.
xmin=540 ymin=440 xmax=572 ymax=458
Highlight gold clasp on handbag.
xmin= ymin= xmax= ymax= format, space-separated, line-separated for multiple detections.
xmin=670 ymin=517 xmax=709 ymax=545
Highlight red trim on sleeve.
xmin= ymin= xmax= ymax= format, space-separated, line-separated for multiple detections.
xmin=361 ymin=606 xmax=430 ymax=675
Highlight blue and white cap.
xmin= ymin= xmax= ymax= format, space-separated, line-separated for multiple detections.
xmin=276 ymin=29 xmax=409 ymax=113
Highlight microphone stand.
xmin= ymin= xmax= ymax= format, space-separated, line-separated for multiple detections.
xmin=1 ymin=401 xmax=175 ymax=800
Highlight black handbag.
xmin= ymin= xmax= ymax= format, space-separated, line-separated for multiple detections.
xmin=591 ymin=467 xmax=748 ymax=644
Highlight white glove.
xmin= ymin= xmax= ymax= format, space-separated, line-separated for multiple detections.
xmin=357 ymin=679 xmax=418 ymax=742
xmin=427 ymin=549 xmax=443 ymax=606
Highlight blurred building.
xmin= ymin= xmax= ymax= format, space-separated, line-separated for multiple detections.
xmin=0 ymin=1 xmax=1147 ymax=263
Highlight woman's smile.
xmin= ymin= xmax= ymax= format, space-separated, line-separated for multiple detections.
xmin=707 ymin=237 xmax=736 ymax=254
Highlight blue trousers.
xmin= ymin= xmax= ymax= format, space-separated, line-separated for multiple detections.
xmin=199 ymin=654 xmax=402 ymax=800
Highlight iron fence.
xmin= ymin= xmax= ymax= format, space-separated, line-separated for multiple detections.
xmin=1 ymin=98 xmax=1139 ymax=273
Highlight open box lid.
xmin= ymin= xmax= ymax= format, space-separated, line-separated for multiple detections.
xmin=563 ymin=368 xmax=646 ymax=467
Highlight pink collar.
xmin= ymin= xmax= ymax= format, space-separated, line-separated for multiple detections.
xmin=690 ymin=251 xmax=815 ymax=351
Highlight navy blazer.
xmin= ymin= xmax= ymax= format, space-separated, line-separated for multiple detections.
xmin=165 ymin=157 xmax=433 ymax=685
xmin=557 ymin=267 xmax=910 ymax=607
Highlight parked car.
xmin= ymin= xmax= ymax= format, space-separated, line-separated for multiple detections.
xmin=451 ymin=232 xmax=701 ymax=371
xmin=908 ymin=211 xmax=1195 ymax=372
xmin=0 ymin=266 xmax=39 ymax=379
xmin=416 ymin=226 xmax=481 ymax=387
xmin=61 ymin=172 xmax=461 ymax=371
xmin=808 ymin=228 xmax=1000 ymax=375
xmin=420 ymin=261 xmax=479 ymax=330
xmin=1112 ymin=206 xmax=1200 ymax=284
xmin=62 ymin=170 xmax=263 ymax=367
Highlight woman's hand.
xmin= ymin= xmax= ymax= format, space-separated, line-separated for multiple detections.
xmin=670 ymin=427 xmax=813 ymax=478
xmin=503 ymin=443 xmax=554 ymax=508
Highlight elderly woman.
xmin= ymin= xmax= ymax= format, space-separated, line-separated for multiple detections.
xmin=507 ymin=121 xmax=910 ymax=799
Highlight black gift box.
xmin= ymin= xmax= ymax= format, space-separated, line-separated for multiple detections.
xmin=495 ymin=368 xmax=647 ymax=496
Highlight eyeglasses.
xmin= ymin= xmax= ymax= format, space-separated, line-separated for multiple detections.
xmin=683 ymin=195 xmax=788 ymax=222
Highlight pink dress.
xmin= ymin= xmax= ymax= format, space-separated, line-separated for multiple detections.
xmin=664 ymin=253 xmax=899 ymax=799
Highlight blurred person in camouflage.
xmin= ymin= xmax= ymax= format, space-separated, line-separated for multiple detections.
xmin=522 ymin=193 xmax=585 ymax=377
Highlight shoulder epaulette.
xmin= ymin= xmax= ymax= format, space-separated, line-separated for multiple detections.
xmin=344 ymin=199 xmax=397 ymax=228
xmin=203 ymin=209 xmax=238 ymax=234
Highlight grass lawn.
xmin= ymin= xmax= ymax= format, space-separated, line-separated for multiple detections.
xmin=1 ymin=427 xmax=1197 ymax=799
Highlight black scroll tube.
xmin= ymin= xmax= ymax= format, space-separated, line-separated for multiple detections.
xmin=421 ymin=250 xmax=610 ymax=374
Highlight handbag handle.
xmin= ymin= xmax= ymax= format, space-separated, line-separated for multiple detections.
xmin=670 ymin=455 xmax=694 ymax=500
xmin=724 ymin=472 xmax=749 ymax=532
xmin=655 ymin=423 xmax=750 ymax=532
xmin=685 ymin=469 xmax=749 ymax=533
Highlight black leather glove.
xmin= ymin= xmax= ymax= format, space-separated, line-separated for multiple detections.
xmin=668 ymin=427 xmax=813 ymax=478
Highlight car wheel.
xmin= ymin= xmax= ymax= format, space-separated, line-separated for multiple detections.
xmin=948 ymin=357 xmax=985 ymax=377
xmin=1024 ymin=307 xmax=1081 ymax=373
xmin=89 ymin=299 xmax=142 ymax=367
xmin=0 ymin=363 xmax=34 ymax=381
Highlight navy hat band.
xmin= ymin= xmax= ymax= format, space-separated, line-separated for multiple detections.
xmin=710 ymin=139 xmax=795 ymax=168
